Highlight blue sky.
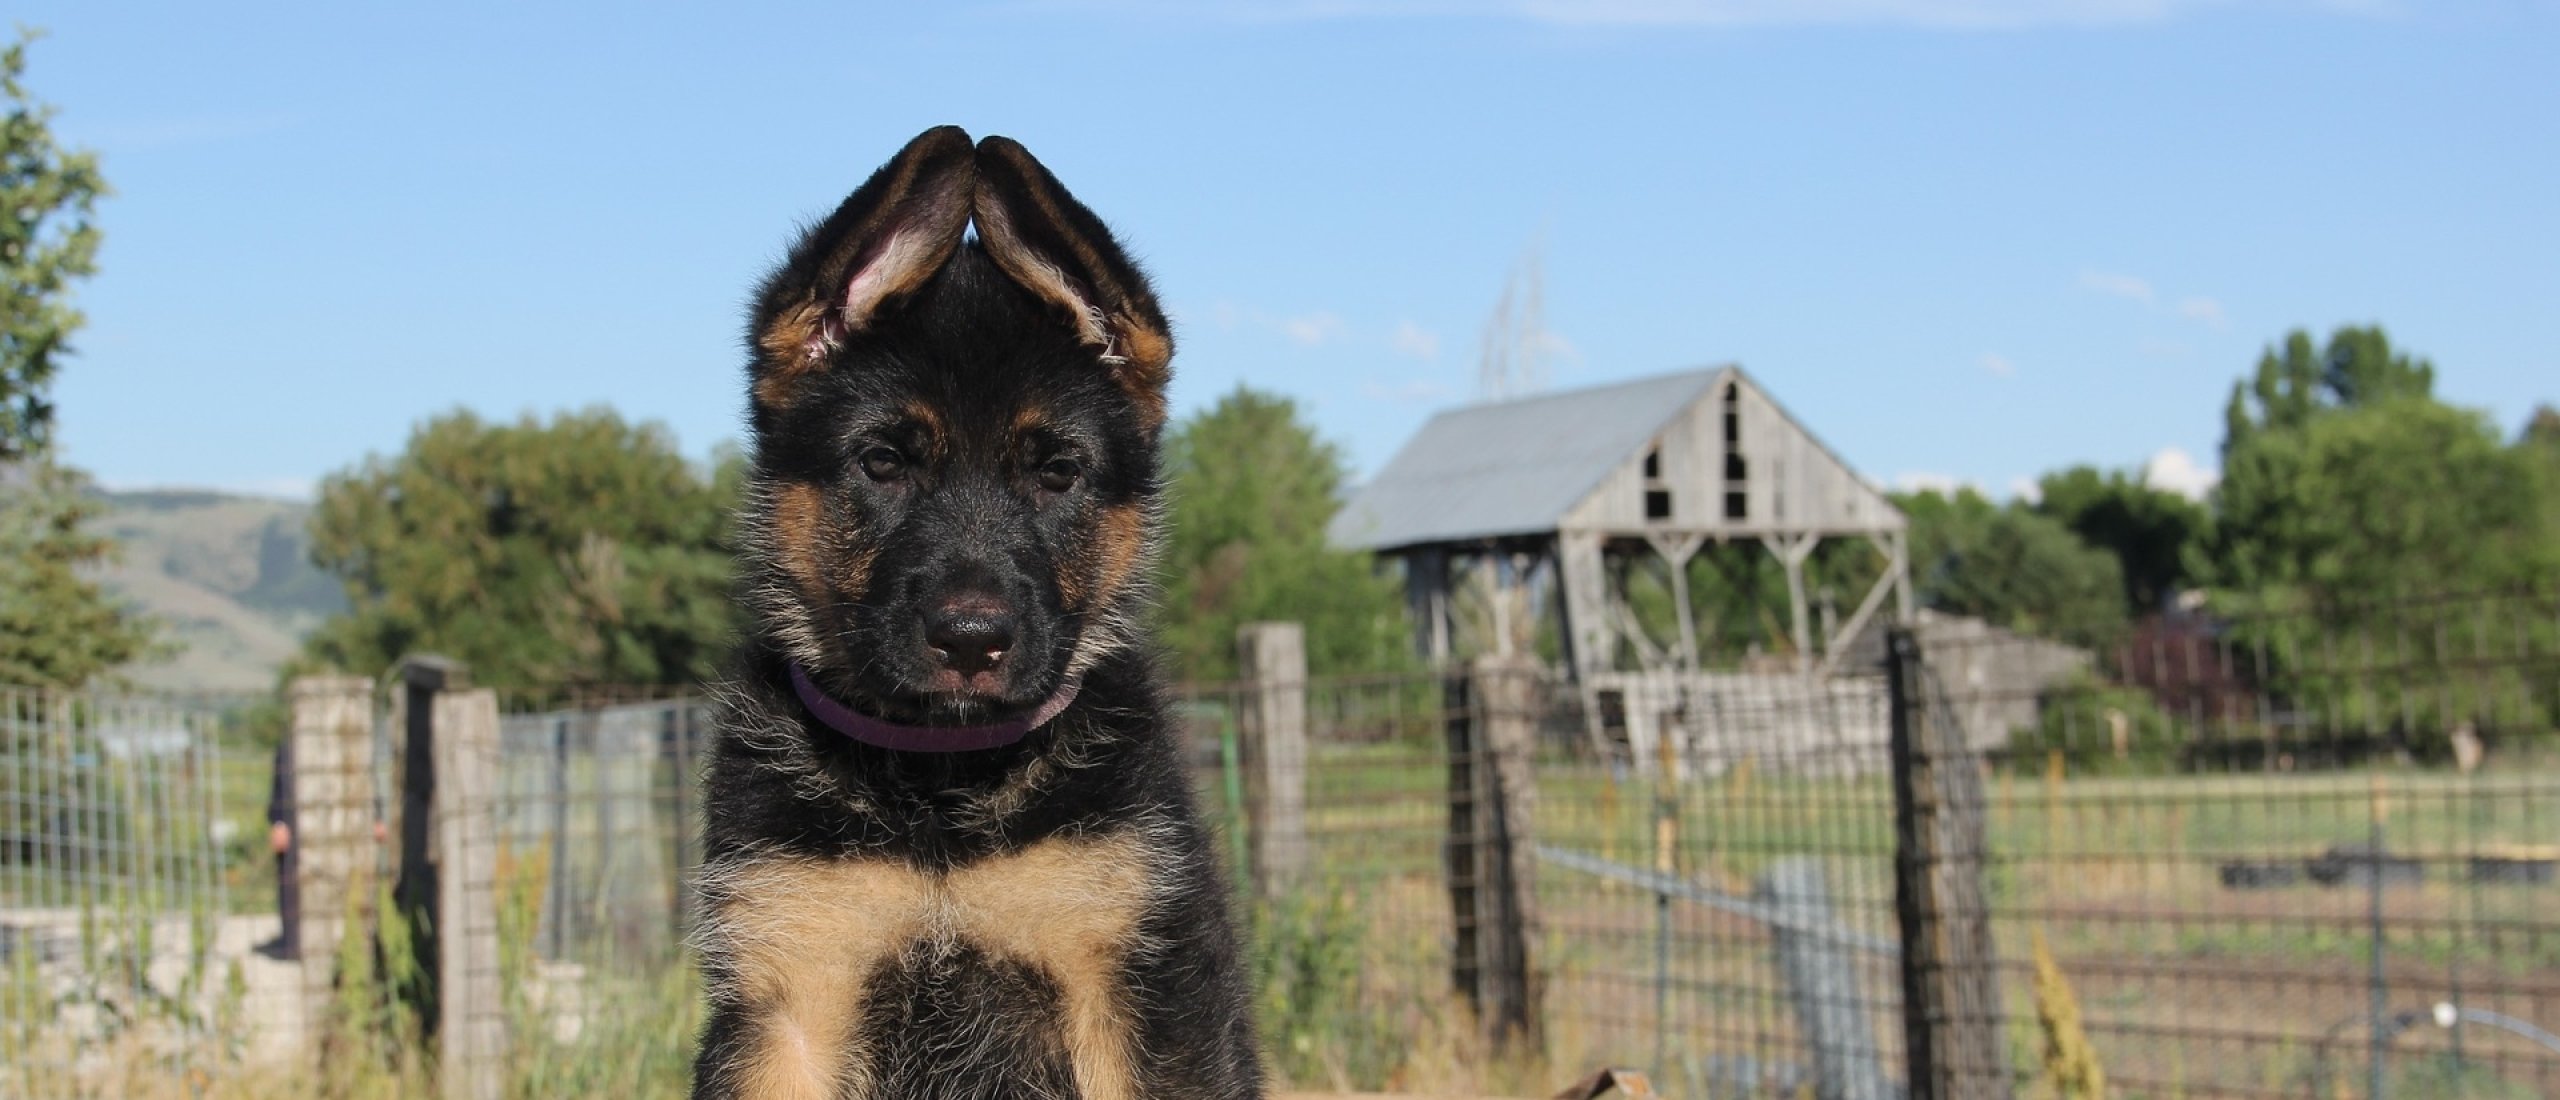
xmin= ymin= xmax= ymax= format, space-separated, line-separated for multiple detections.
xmin=20 ymin=0 xmax=2559 ymax=502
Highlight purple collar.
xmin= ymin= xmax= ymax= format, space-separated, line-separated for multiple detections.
xmin=788 ymin=662 xmax=1080 ymax=753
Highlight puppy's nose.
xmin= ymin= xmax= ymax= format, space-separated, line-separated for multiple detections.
xmin=926 ymin=601 xmax=1017 ymax=675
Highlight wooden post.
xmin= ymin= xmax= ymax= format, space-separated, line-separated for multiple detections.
xmin=287 ymin=675 xmax=374 ymax=1064
xmin=1451 ymin=654 xmax=1542 ymax=1048
xmin=1405 ymin=548 xmax=1454 ymax=668
xmin=1887 ymin=628 xmax=2010 ymax=1100
xmin=1443 ymin=668 xmax=1482 ymax=1014
xmin=433 ymin=687 xmax=505 ymax=1100
xmin=1236 ymin=622 xmax=1309 ymax=897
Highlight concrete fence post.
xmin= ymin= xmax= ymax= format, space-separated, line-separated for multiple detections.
xmin=286 ymin=675 xmax=375 ymax=1067
xmin=433 ymin=686 xmax=504 ymax=1100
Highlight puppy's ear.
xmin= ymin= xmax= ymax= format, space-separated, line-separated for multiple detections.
xmin=972 ymin=135 xmax=1173 ymax=425
xmin=753 ymin=125 xmax=976 ymax=406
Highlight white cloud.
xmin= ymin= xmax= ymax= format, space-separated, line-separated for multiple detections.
xmin=1389 ymin=320 xmax=1441 ymax=361
xmin=1281 ymin=315 xmax=1337 ymax=345
xmin=2142 ymin=446 xmax=2219 ymax=502
xmin=1515 ymin=0 xmax=2197 ymax=27
xmin=2078 ymin=269 xmax=2156 ymax=304
xmin=1979 ymin=353 xmax=2015 ymax=378
xmin=1040 ymin=0 xmax=2377 ymax=29
xmin=1281 ymin=311 xmax=1346 ymax=346
xmin=1208 ymin=302 xmax=1352 ymax=345
xmin=1890 ymin=471 xmax=1975 ymax=496
xmin=1890 ymin=471 xmax=2041 ymax=501
xmin=2178 ymin=296 xmax=2227 ymax=327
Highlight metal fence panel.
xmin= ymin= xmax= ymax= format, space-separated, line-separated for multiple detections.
xmin=1 ymin=688 xmax=239 ymax=1098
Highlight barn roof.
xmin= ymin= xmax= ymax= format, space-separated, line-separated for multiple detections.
xmin=1327 ymin=367 xmax=1726 ymax=552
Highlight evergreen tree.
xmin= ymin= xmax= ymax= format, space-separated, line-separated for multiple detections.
xmin=0 ymin=31 xmax=154 ymax=689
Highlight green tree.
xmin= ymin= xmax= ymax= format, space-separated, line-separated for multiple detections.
xmin=2217 ymin=398 xmax=2547 ymax=608
xmin=0 ymin=32 xmax=153 ymax=688
xmin=0 ymin=462 xmax=158 ymax=686
xmin=2034 ymin=465 xmax=2211 ymax=616
xmin=1893 ymin=487 xmax=2126 ymax=645
xmin=2523 ymin=404 xmax=2560 ymax=450
xmin=2205 ymin=329 xmax=2559 ymax=742
xmin=2209 ymin=326 xmax=2549 ymax=607
xmin=2527 ymin=405 xmax=2560 ymax=555
xmin=1157 ymin=387 xmax=1409 ymax=680
xmin=2 ymin=32 xmax=104 ymax=461
xmin=2219 ymin=324 xmax=2435 ymax=450
xmin=299 ymin=409 xmax=740 ymax=699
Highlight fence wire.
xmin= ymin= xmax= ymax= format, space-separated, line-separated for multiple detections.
xmin=2 ymin=688 xmax=240 ymax=1099
xmin=8 ymin=591 xmax=2556 ymax=1100
xmin=1936 ymin=593 xmax=2560 ymax=1100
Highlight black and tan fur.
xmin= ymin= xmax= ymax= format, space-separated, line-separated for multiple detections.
xmin=692 ymin=127 xmax=1261 ymax=1099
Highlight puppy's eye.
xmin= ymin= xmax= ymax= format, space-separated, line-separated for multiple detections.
xmin=1037 ymin=457 xmax=1082 ymax=493
xmin=859 ymin=447 xmax=908 ymax=482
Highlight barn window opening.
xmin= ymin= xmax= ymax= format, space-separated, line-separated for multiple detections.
xmin=1721 ymin=381 xmax=1747 ymax=520
xmin=1640 ymin=444 xmax=1671 ymax=520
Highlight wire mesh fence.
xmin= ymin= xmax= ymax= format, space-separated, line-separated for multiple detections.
xmin=8 ymin=591 xmax=2558 ymax=1098
xmin=1532 ymin=670 xmax=1908 ymax=1100
xmin=1 ymin=687 xmax=244 ymax=1098
xmin=479 ymin=694 xmax=708 ymax=1094
xmin=1934 ymin=591 xmax=2560 ymax=1100
xmin=1174 ymin=669 xmax=1464 ymax=1089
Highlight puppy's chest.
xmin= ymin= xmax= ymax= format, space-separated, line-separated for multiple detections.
xmin=705 ymin=833 xmax=1158 ymax=1100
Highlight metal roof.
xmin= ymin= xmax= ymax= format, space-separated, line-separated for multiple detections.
xmin=1327 ymin=367 xmax=1726 ymax=551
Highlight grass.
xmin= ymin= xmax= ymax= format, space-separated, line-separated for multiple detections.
xmin=1269 ymin=737 xmax=2560 ymax=1097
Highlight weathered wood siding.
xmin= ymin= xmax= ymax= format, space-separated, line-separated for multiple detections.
xmin=1560 ymin=370 xmax=1900 ymax=537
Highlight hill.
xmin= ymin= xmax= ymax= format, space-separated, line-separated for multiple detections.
xmin=90 ymin=489 xmax=343 ymax=694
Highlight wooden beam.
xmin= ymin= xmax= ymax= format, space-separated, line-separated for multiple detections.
xmin=1816 ymin=553 xmax=1903 ymax=679
xmin=1643 ymin=532 xmax=1707 ymax=673
xmin=1763 ymin=533 xmax=1818 ymax=677
xmin=1889 ymin=529 xmax=1915 ymax=622
xmin=1556 ymin=531 xmax=1610 ymax=683
xmin=1607 ymin=591 xmax=1669 ymax=669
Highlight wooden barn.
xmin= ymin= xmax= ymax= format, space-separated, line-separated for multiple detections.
xmin=1329 ymin=366 xmax=1916 ymax=771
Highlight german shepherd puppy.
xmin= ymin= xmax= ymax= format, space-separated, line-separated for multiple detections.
xmin=691 ymin=127 xmax=1262 ymax=1099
